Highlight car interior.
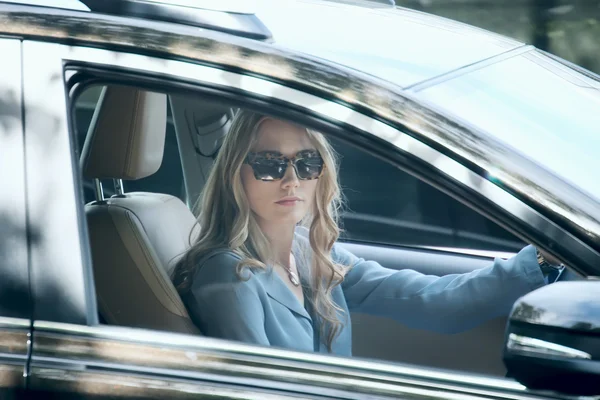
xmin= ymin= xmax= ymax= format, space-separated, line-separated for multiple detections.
xmin=73 ymin=82 xmax=549 ymax=378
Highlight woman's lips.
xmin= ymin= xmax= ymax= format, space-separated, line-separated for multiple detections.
xmin=276 ymin=197 xmax=302 ymax=206
xmin=276 ymin=200 xmax=299 ymax=206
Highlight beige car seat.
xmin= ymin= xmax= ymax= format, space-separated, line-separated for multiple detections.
xmin=80 ymin=85 xmax=200 ymax=334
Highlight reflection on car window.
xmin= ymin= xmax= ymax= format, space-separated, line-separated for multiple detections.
xmin=331 ymin=137 xmax=526 ymax=252
xmin=418 ymin=50 xmax=600 ymax=201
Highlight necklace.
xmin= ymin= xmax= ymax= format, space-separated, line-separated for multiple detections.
xmin=281 ymin=255 xmax=300 ymax=287
xmin=283 ymin=265 xmax=300 ymax=286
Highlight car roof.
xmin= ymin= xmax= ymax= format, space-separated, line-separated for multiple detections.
xmin=2 ymin=0 xmax=524 ymax=88
xmin=254 ymin=0 xmax=524 ymax=88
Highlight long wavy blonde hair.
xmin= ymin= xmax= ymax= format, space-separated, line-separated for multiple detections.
xmin=172 ymin=109 xmax=347 ymax=351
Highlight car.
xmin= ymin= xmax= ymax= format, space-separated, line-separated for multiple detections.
xmin=0 ymin=0 xmax=598 ymax=398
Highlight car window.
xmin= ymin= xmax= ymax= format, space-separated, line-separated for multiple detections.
xmin=74 ymin=86 xmax=185 ymax=203
xmin=332 ymin=137 xmax=526 ymax=252
xmin=65 ymin=74 xmax=540 ymax=382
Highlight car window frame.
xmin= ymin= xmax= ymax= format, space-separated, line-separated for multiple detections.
xmin=25 ymin=40 xmax=600 ymax=315
xmin=0 ymin=36 xmax=31 ymax=396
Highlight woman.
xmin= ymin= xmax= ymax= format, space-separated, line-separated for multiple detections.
xmin=172 ymin=109 xmax=563 ymax=355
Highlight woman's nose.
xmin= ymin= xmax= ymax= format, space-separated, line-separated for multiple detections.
xmin=280 ymin=161 xmax=300 ymax=188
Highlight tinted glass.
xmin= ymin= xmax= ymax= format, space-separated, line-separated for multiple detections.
xmin=418 ymin=50 xmax=600 ymax=201
xmin=331 ymin=137 xmax=526 ymax=252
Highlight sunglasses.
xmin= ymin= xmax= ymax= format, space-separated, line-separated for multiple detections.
xmin=244 ymin=150 xmax=325 ymax=181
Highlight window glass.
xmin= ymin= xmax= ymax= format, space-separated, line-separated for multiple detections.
xmin=331 ymin=137 xmax=526 ymax=252
xmin=418 ymin=50 xmax=600 ymax=201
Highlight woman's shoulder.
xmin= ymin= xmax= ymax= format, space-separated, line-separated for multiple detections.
xmin=192 ymin=248 xmax=249 ymax=285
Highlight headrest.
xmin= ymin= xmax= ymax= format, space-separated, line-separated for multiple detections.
xmin=81 ymin=85 xmax=167 ymax=180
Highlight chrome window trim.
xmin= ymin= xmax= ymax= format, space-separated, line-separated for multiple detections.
xmin=416 ymin=247 xmax=518 ymax=261
xmin=0 ymin=317 xmax=31 ymax=390
xmin=0 ymin=316 xmax=31 ymax=330
xmin=39 ymin=41 xmax=600 ymax=273
xmin=31 ymin=321 xmax=568 ymax=400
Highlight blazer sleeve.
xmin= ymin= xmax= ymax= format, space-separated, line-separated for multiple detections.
xmin=335 ymin=244 xmax=547 ymax=334
xmin=185 ymin=251 xmax=270 ymax=346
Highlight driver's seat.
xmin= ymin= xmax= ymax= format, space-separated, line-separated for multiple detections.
xmin=80 ymin=85 xmax=200 ymax=334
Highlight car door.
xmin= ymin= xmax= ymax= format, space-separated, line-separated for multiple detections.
xmin=0 ymin=37 xmax=32 ymax=398
xmin=17 ymin=28 xmax=587 ymax=400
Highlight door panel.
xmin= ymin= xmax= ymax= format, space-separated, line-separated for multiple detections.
xmin=0 ymin=318 xmax=30 ymax=398
xmin=338 ymin=241 xmax=511 ymax=376
xmin=28 ymin=322 xmax=558 ymax=400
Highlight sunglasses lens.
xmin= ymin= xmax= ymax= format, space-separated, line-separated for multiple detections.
xmin=251 ymin=159 xmax=286 ymax=181
xmin=296 ymin=157 xmax=324 ymax=180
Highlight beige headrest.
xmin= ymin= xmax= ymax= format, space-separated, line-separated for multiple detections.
xmin=81 ymin=85 xmax=167 ymax=180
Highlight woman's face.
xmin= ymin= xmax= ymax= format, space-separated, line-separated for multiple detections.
xmin=241 ymin=118 xmax=319 ymax=230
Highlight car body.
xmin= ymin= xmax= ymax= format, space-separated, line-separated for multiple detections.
xmin=0 ymin=0 xmax=598 ymax=399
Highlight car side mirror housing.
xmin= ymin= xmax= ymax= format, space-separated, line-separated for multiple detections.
xmin=503 ymin=281 xmax=600 ymax=396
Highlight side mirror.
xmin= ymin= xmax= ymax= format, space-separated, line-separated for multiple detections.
xmin=503 ymin=281 xmax=600 ymax=396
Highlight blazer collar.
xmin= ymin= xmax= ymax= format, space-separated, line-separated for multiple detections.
xmin=254 ymin=268 xmax=311 ymax=321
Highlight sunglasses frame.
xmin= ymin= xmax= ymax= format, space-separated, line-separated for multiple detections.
xmin=244 ymin=150 xmax=326 ymax=181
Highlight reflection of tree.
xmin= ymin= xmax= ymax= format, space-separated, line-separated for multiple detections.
xmin=512 ymin=301 xmax=544 ymax=323
xmin=531 ymin=0 xmax=557 ymax=51
xmin=0 ymin=213 xmax=33 ymax=318
xmin=396 ymin=0 xmax=600 ymax=76
xmin=570 ymin=322 xmax=596 ymax=332
xmin=0 ymin=88 xmax=31 ymax=319
xmin=0 ymin=89 xmax=20 ymax=134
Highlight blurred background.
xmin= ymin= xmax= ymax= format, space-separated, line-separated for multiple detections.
xmin=396 ymin=0 xmax=600 ymax=74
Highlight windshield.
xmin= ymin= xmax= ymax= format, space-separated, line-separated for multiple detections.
xmin=416 ymin=49 xmax=600 ymax=201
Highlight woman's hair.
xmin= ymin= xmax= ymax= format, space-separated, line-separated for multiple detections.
xmin=172 ymin=109 xmax=347 ymax=351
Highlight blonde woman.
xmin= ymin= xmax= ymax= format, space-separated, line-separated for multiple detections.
xmin=172 ymin=110 xmax=563 ymax=355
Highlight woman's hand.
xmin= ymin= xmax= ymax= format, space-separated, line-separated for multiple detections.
xmin=538 ymin=249 xmax=562 ymax=266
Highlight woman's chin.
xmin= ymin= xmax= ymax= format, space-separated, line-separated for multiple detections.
xmin=273 ymin=211 xmax=307 ymax=226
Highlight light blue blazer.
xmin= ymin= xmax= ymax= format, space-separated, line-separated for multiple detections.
xmin=184 ymin=235 xmax=546 ymax=356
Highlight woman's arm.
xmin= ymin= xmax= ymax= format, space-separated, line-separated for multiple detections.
xmin=186 ymin=252 xmax=270 ymax=346
xmin=335 ymin=244 xmax=546 ymax=334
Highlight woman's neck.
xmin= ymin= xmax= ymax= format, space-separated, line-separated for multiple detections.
xmin=258 ymin=222 xmax=296 ymax=267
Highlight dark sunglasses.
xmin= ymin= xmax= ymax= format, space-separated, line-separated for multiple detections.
xmin=244 ymin=150 xmax=325 ymax=181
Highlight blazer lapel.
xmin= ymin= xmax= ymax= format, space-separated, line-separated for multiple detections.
xmin=255 ymin=268 xmax=312 ymax=321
